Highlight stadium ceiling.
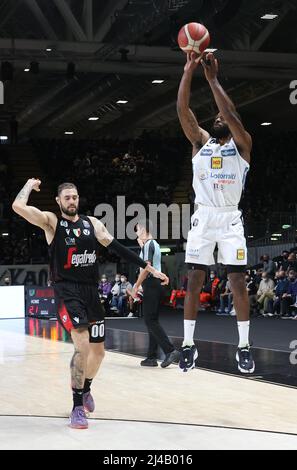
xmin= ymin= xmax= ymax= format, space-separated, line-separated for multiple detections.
xmin=0 ymin=0 xmax=296 ymax=139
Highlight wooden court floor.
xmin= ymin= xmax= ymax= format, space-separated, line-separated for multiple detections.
xmin=1 ymin=319 xmax=297 ymax=450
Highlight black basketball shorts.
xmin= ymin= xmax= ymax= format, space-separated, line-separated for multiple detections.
xmin=54 ymin=281 xmax=105 ymax=343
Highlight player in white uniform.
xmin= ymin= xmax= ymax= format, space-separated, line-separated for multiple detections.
xmin=177 ymin=52 xmax=255 ymax=374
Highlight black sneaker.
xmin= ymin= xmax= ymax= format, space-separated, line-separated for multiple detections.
xmin=160 ymin=350 xmax=180 ymax=368
xmin=179 ymin=345 xmax=198 ymax=372
xmin=281 ymin=313 xmax=293 ymax=319
xmin=236 ymin=345 xmax=255 ymax=374
xmin=140 ymin=358 xmax=158 ymax=367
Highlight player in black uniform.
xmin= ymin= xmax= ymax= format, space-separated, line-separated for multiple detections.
xmin=12 ymin=179 xmax=168 ymax=429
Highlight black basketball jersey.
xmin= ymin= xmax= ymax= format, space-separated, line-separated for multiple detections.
xmin=49 ymin=215 xmax=99 ymax=285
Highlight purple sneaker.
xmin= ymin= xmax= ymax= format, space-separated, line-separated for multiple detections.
xmin=69 ymin=406 xmax=88 ymax=429
xmin=83 ymin=392 xmax=95 ymax=413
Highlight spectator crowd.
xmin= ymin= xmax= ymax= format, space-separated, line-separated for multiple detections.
xmin=170 ymin=248 xmax=297 ymax=320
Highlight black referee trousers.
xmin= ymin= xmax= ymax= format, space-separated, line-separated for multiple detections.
xmin=142 ymin=276 xmax=174 ymax=359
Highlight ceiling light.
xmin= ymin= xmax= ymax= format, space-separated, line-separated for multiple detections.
xmin=46 ymin=48 xmax=52 ymax=52
xmin=282 ymin=224 xmax=291 ymax=229
xmin=204 ymin=48 xmax=218 ymax=52
xmin=0 ymin=135 xmax=8 ymax=140
xmin=152 ymin=80 xmax=164 ymax=84
xmin=88 ymin=117 xmax=99 ymax=121
xmin=2 ymin=232 xmax=9 ymax=237
xmin=261 ymin=122 xmax=272 ymax=126
xmin=270 ymin=237 xmax=278 ymax=241
xmin=271 ymin=233 xmax=282 ymax=237
xmin=247 ymin=235 xmax=254 ymax=238
xmin=24 ymin=68 xmax=30 ymax=72
xmin=64 ymin=131 xmax=74 ymax=135
xmin=261 ymin=14 xmax=278 ymax=20
xmin=160 ymin=247 xmax=171 ymax=253
xmin=116 ymin=100 xmax=128 ymax=104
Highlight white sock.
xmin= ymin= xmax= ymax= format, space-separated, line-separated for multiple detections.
xmin=183 ymin=320 xmax=196 ymax=347
xmin=237 ymin=321 xmax=250 ymax=348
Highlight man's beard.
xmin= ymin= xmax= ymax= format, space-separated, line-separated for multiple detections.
xmin=211 ymin=123 xmax=231 ymax=139
xmin=60 ymin=203 xmax=79 ymax=216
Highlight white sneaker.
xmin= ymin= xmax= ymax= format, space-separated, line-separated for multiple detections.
xmin=127 ymin=312 xmax=134 ymax=318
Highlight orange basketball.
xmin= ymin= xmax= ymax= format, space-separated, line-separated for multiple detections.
xmin=177 ymin=22 xmax=210 ymax=55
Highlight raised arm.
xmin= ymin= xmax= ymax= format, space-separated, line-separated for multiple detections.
xmin=177 ymin=52 xmax=210 ymax=156
xmin=201 ymin=53 xmax=252 ymax=162
xmin=12 ymin=179 xmax=57 ymax=241
xmin=89 ymin=217 xmax=169 ymax=284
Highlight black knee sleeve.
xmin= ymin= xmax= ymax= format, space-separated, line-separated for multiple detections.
xmin=227 ymin=265 xmax=247 ymax=274
xmin=187 ymin=263 xmax=208 ymax=273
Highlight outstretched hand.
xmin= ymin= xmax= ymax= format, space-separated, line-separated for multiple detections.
xmin=184 ymin=51 xmax=203 ymax=73
xmin=200 ymin=52 xmax=218 ymax=82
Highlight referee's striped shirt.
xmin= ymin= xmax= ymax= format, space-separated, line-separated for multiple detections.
xmin=139 ymin=239 xmax=161 ymax=272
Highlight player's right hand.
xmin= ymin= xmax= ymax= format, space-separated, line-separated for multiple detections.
xmin=27 ymin=178 xmax=41 ymax=192
xmin=146 ymin=265 xmax=169 ymax=285
xmin=184 ymin=52 xmax=203 ymax=72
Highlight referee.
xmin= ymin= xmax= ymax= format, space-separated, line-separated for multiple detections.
xmin=133 ymin=219 xmax=180 ymax=368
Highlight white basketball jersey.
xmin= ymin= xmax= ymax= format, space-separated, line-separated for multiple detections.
xmin=192 ymin=137 xmax=249 ymax=207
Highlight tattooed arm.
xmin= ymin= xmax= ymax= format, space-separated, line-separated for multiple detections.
xmin=12 ymin=179 xmax=57 ymax=242
xmin=177 ymin=53 xmax=210 ymax=157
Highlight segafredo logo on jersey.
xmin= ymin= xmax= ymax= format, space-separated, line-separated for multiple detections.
xmin=64 ymin=247 xmax=96 ymax=269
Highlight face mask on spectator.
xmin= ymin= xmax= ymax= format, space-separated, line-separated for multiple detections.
xmin=115 ymin=276 xmax=120 ymax=282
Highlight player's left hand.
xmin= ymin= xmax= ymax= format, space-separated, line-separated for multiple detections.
xmin=201 ymin=52 xmax=218 ymax=81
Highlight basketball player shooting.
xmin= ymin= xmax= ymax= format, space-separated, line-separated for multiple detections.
xmin=12 ymin=180 xmax=169 ymax=428
xmin=177 ymin=52 xmax=254 ymax=374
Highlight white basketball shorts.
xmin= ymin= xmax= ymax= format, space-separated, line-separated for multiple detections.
xmin=185 ymin=205 xmax=247 ymax=266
